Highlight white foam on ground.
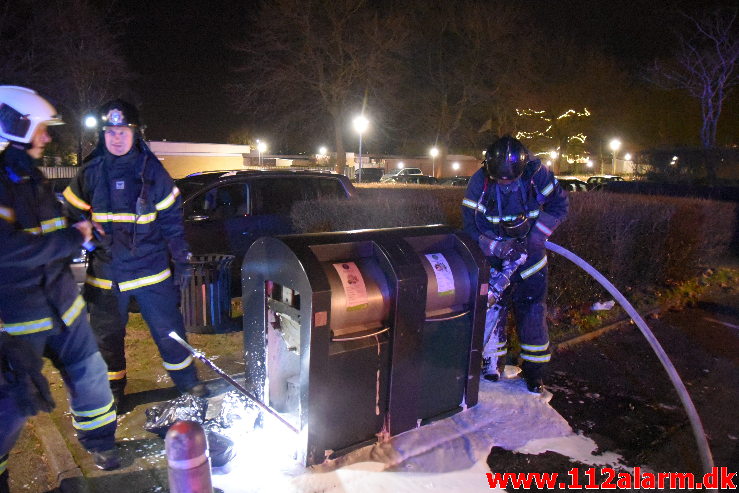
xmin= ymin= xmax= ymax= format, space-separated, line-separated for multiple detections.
xmin=212 ymin=376 xmax=623 ymax=492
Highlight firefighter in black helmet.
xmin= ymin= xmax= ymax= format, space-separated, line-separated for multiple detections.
xmin=0 ymin=86 xmax=120 ymax=480
xmin=462 ymin=135 xmax=568 ymax=393
xmin=64 ymin=99 xmax=208 ymax=409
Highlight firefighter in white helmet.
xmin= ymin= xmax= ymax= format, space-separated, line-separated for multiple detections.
xmin=0 ymin=86 xmax=120 ymax=484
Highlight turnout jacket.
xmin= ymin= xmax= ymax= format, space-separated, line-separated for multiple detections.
xmin=0 ymin=145 xmax=86 ymax=335
xmin=462 ymin=159 xmax=568 ymax=247
xmin=63 ymin=139 xmax=188 ymax=292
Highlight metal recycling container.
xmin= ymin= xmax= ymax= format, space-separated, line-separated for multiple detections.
xmin=181 ymin=254 xmax=235 ymax=334
xmin=241 ymin=225 xmax=486 ymax=466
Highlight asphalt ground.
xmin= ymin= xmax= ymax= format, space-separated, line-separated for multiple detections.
xmin=7 ymin=264 xmax=739 ymax=492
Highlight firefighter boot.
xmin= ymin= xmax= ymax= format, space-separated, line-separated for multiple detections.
xmin=482 ymin=356 xmax=502 ymax=382
xmin=92 ymin=447 xmax=121 ymax=471
xmin=522 ymin=361 xmax=545 ymax=394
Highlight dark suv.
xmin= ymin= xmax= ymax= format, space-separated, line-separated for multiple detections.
xmin=178 ymin=169 xmax=356 ymax=290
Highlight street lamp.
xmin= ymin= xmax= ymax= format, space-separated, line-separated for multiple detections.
xmin=78 ymin=114 xmax=98 ymax=165
xmin=609 ymin=138 xmax=621 ymax=175
xmin=318 ymin=146 xmax=327 ymax=156
xmin=353 ymin=115 xmax=369 ymax=182
xmin=429 ymin=147 xmax=439 ymax=177
xmin=257 ymin=140 xmax=267 ymax=166
xmin=452 ymin=161 xmax=460 ymax=172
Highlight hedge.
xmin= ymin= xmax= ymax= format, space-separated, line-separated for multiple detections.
xmin=290 ymin=186 xmax=736 ymax=311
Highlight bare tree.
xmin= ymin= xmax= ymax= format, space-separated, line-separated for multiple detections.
xmin=397 ymin=1 xmax=525 ymax=172
xmin=0 ymin=0 xmax=130 ymax=162
xmin=650 ymin=8 xmax=738 ymax=151
xmin=231 ymin=0 xmax=405 ymax=173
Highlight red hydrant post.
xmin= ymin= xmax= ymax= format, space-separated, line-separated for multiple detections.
xmin=165 ymin=420 xmax=213 ymax=493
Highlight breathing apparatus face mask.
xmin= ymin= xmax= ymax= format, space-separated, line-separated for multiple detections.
xmin=501 ymin=215 xmax=531 ymax=238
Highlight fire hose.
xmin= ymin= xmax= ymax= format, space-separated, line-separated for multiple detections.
xmin=544 ymin=241 xmax=714 ymax=477
xmin=168 ymin=331 xmax=300 ymax=434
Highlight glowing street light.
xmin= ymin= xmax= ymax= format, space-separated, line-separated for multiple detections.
xmin=609 ymin=138 xmax=621 ymax=175
xmin=452 ymin=161 xmax=460 ymax=172
xmin=624 ymin=153 xmax=632 ymax=161
xmin=586 ymin=159 xmax=594 ymax=169
xmin=550 ymin=150 xmax=558 ymax=160
xmin=257 ymin=140 xmax=268 ymax=166
xmin=318 ymin=146 xmax=327 ymax=156
xmin=84 ymin=115 xmax=97 ymax=128
xmin=397 ymin=161 xmax=405 ymax=169
xmin=429 ymin=147 xmax=439 ymax=177
xmin=353 ymin=115 xmax=369 ymax=182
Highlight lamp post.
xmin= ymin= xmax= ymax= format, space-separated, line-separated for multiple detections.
xmin=353 ymin=115 xmax=369 ymax=182
xmin=257 ymin=140 xmax=267 ymax=167
xmin=78 ymin=115 xmax=97 ymax=165
xmin=429 ymin=146 xmax=439 ymax=178
xmin=609 ymin=139 xmax=621 ymax=175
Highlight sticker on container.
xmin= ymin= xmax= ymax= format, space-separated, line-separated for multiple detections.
xmin=332 ymin=262 xmax=369 ymax=311
xmin=425 ymin=253 xmax=455 ymax=296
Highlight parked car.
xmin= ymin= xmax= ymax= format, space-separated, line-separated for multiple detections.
xmin=178 ymin=169 xmax=356 ymax=294
xmin=381 ymin=174 xmax=438 ymax=185
xmin=49 ymin=177 xmax=88 ymax=286
xmin=380 ymin=167 xmax=423 ymax=182
xmin=555 ymin=177 xmax=588 ymax=192
xmin=586 ymin=175 xmax=624 ymax=190
xmin=438 ymin=176 xmax=470 ymax=187
xmin=354 ymin=167 xmax=384 ymax=183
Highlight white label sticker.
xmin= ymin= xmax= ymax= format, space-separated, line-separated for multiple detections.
xmin=115 ymin=180 xmax=125 ymax=190
xmin=425 ymin=253 xmax=455 ymax=296
xmin=332 ymin=262 xmax=368 ymax=311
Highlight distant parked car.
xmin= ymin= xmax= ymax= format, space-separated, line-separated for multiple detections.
xmin=178 ymin=169 xmax=356 ymax=294
xmin=556 ymin=177 xmax=588 ymax=192
xmin=382 ymin=174 xmax=438 ymax=185
xmin=438 ymin=176 xmax=470 ymax=187
xmin=380 ymin=167 xmax=423 ymax=182
xmin=586 ymin=175 xmax=624 ymax=190
xmin=354 ymin=167 xmax=384 ymax=182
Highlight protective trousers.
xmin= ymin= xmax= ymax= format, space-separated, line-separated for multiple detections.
xmin=482 ymin=247 xmax=550 ymax=382
xmin=0 ymin=317 xmax=117 ymax=483
xmin=84 ymin=277 xmax=198 ymax=394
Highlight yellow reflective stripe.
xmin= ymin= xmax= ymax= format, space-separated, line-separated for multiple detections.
xmin=41 ymin=217 xmax=68 ymax=233
xmin=2 ymin=317 xmax=54 ymax=335
xmin=521 ymin=341 xmax=550 ymax=352
xmin=494 ymin=349 xmax=507 ymax=357
xmin=155 ymin=186 xmax=180 ymax=211
xmin=71 ymin=398 xmax=114 ymax=417
xmin=163 ymin=354 xmax=193 ymax=371
xmin=485 ymin=215 xmax=501 ymax=223
xmin=92 ymin=212 xmax=157 ymax=224
xmin=119 ymin=268 xmax=171 ymax=292
xmin=61 ymin=295 xmax=85 ymax=326
xmin=0 ymin=206 xmax=15 ymax=223
xmin=520 ymin=256 xmax=547 ymax=279
xmin=541 ymin=182 xmax=554 ymax=196
xmin=521 ymin=353 xmax=551 ymax=363
xmin=108 ymin=370 xmax=127 ymax=380
xmin=527 ymin=210 xmax=540 ymax=218
xmin=535 ymin=221 xmax=553 ymax=236
xmin=461 ymin=198 xmax=485 ymax=212
xmin=85 ymin=275 xmax=113 ymax=289
xmin=72 ymin=410 xmax=116 ymax=430
xmin=495 ymin=341 xmax=507 ymax=348
xmin=23 ymin=226 xmax=42 ymax=234
xmin=63 ymin=187 xmax=91 ymax=211
xmin=0 ymin=457 xmax=6 ymax=475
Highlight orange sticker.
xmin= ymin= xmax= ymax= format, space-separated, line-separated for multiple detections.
xmin=314 ymin=311 xmax=328 ymax=327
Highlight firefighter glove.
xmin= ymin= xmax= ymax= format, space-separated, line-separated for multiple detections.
xmin=173 ymin=262 xmax=193 ymax=287
xmin=480 ymin=236 xmax=527 ymax=261
xmin=0 ymin=333 xmax=55 ymax=416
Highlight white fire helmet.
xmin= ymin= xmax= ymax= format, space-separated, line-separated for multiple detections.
xmin=0 ymin=86 xmax=64 ymax=144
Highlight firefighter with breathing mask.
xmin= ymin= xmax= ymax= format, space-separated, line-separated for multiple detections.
xmin=64 ymin=99 xmax=208 ymax=409
xmin=0 ymin=86 xmax=119 ymax=481
xmin=462 ymin=135 xmax=568 ymax=393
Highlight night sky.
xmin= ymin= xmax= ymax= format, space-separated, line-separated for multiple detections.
xmin=114 ymin=0 xmax=728 ymax=144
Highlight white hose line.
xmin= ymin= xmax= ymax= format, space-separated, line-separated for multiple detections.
xmin=545 ymin=241 xmax=715 ymax=476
